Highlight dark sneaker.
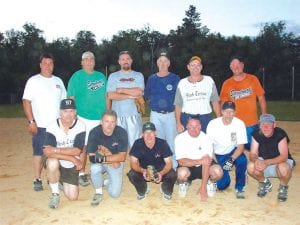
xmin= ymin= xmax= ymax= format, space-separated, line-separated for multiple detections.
xmin=79 ymin=174 xmax=90 ymax=187
xmin=277 ymin=185 xmax=288 ymax=202
xmin=33 ymin=179 xmax=43 ymax=191
xmin=48 ymin=193 xmax=60 ymax=209
xmin=91 ymin=194 xmax=103 ymax=206
xmin=160 ymin=186 xmax=172 ymax=200
xmin=257 ymin=178 xmax=272 ymax=197
xmin=137 ymin=187 xmax=150 ymax=200
xmin=236 ymin=190 xmax=245 ymax=199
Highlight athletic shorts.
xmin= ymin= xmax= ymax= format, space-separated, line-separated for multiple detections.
xmin=60 ymin=166 xmax=79 ymax=186
xmin=32 ymin=127 xmax=46 ymax=156
xmin=263 ymin=158 xmax=295 ymax=178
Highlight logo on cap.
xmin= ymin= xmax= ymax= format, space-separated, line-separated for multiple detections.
xmin=60 ymin=99 xmax=76 ymax=110
xmin=142 ymin=122 xmax=156 ymax=132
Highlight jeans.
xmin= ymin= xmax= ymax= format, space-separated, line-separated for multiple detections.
xmin=245 ymin=124 xmax=259 ymax=150
xmin=215 ymin=149 xmax=247 ymax=192
xmin=90 ymin=162 xmax=124 ymax=198
xmin=150 ymin=111 xmax=178 ymax=168
xmin=127 ymin=169 xmax=177 ymax=195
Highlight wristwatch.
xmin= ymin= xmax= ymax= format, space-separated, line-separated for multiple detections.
xmin=28 ymin=119 xmax=36 ymax=124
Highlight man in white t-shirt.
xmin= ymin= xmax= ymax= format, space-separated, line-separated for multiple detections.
xmin=23 ymin=53 xmax=66 ymax=192
xmin=175 ymin=116 xmax=223 ymax=201
xmin=206 ymin=101 xmax=248 ymax=199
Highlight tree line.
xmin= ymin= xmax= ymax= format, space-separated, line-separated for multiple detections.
xmin=0 ymin=5 xmax=299 ymax=103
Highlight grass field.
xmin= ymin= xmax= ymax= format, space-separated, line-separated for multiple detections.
xmin=0 ymin=101 xmax=299 ymax=120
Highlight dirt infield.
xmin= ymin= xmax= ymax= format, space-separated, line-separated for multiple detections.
xmin=0 ymin=118 xmax=299 ymax=225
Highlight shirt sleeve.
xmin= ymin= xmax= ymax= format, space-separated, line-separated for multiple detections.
xmin=106 ymin=73 xmax=117 ymax=92
xmin=73 ymin=132 xmax=86 ymax=151
xmin=174 ymin=87 xmax=183 ymax=107
xmin=44 ymin=132 xmax=57 ymax=147
xmin=210 ymin=80 xmax=219 ymax=102
xmin=87 ymin=127 xmax=98 ymax=153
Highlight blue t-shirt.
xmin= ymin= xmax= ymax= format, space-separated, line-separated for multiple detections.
xmin=144 ymin=72 xmax=179 ymax=112
xmin=130 ymin=137 xmax=173 ymax=171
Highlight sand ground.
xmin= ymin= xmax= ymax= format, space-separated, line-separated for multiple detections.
xmin=0 ymin=118 xmax=299 ymax=225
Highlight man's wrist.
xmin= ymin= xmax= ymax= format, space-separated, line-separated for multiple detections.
xmin=28 ymin=119 xmax=36 ymax=124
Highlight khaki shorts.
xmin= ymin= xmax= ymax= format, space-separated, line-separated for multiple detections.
xmin=60 ymin=166 xmax=79 ymax=186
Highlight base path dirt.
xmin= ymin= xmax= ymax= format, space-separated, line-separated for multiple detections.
xmin=0 ymin=118 xmax=299 ymax=225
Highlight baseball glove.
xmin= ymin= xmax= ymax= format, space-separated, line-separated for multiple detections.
xmin=146 ymin=165 xmax=159 ymax=182
xmin=135 ymin=96 xmax=146 ymax=115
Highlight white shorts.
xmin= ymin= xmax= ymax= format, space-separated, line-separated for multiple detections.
xmin=77 ymin=115 xmax=100 ymax=145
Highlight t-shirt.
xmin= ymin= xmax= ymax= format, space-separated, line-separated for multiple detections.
xmin=107 ymin=70 xmax=144 ymax=117
xmin=130 ymin=137 xmax=173 ymax=171
xmin=220 ymin=74 xmax=265 ymax=126
xmin=144 ymin=72 xmax=180 ymax=112
xmin=67 ymin=69 xmax=107 ymax=120
xmin=87 ymin=125 xmax=128 ymax=154
xmin=175 ymin=131 xmax=213 ymax=165
xmin=174 ymin=76 xmax=219 ymax=115
xmin=206 ymin=117 xmax=247 ymax=155
xmin=252 ymin=127 xmax=294 ymax=162
xmin=44 ymin=119 xmax=86 ymax=168
xmin=23 ymin=74 xmax=66 ymax=128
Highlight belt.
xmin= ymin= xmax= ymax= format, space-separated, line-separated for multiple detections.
xmin=153 ymin=110 xmax=173 ymax=114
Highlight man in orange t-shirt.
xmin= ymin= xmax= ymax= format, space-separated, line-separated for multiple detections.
xmin=220 ymin=57 xmax=267 ymax=149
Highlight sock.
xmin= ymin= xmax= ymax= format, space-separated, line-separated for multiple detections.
xmin=50 ymin=182 xmax=59 ymax=194
xmin=79 ymin=172 xmax=85 ymax=176
xmin=95 ymin=188 xmax=103 ymax=194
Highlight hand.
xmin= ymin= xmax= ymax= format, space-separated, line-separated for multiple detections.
xmin=43 ymin=145 xmax=56 ymax=157
xmin=201 ymin=155 xmax=212 ymax=166
xmin=154 ymin=172 xmax=162 ymax=183
xmin=176 ymin=123 xmax=185 ymax=133
xmin=73 ymin=158 xmax=83 ymax=170
xmin=28 ymin=123 xmax=38 ymax=135
xmin=98 ymin=145 xmax=112 ymax=156
xmin=223 ymin=157 xmax=234 ymax=171
xmin=254 ymin=159 xmax=266 ymax=171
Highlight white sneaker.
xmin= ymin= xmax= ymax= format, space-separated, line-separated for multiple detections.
xmin=207 ymin=179 xmax=217 ymax=197
xmin=178 ymin=182 xmax=188 ymax=197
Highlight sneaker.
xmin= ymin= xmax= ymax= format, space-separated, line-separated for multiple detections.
xmin=91 ymin=193 xmax=103 ymax=206
xmin=236 ymin=190 xmax=245 ymax=199
xmin=207 ymin=180 xmax=217 ymax=197
xmin=277 ymin=185 xmax=288 ymax=202
xmin=33 ymin=179 xmax=43 ymax=191
xmin=160 ymin=186 xmax=172 ymax=200
xmin=178 ymin=182 xmax=188 ymax=198
xmin=79 ymin=174 xmax=90 ymax=187
xmin=137 ymin=187 xmax=150 ymax=200
xmin=48 ymin=193 xmax=60 ymax=209
xmin=257 ymin=178 xmax=272 ymax=197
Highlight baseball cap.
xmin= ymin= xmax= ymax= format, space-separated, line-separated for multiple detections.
xmin=60 ymin=99 xmax=76 ymax=110
xmin=142 ymin=122 xmax=156 ymax=132
xmin=119 ymin=50 xmax=132 ymax=58
xmin=259 ymin=114 xmax=275 ymax=124
xmin=158 ymin=52 xmax=169 ymax=60
xmin=189 ymin=56 xmax=202 ymax=64
xmin=82 ymin=51 xmax=95 ymax=59
xmin=222 ymin=101 xmax=236 ymax=110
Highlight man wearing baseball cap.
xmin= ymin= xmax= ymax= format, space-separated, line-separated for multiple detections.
xmin=207 ymin=101 xmax=248 ymax=199
xmin=128 ymin=122 xmax=177 ymax=200
xmin=248 ymin=114 xmax=295 ymax=202
xmin=43 ymin=98 xmax=86 ymax=209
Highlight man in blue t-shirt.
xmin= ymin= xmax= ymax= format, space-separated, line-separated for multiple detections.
xmin=127 ymin=122 xmax=177 ymax=200
xmin=144 ymin=52 xmax=180 ymax=169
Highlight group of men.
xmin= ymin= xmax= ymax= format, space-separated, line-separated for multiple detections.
xmin=23 ymin=51 xmax=295 ymax=209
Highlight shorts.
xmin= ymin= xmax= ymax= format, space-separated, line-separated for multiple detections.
xmin=77 ymin=115 xmax=100 ymax=145
xmin=32 ymin=127 xmax=46 ymax=156
xmin=187 ymin=166 xmax=203 ymax=181
xmin=263 ymin=159 xmax=295 ymax=178
xmin=60 ymin=166 xmax=79 ymax=186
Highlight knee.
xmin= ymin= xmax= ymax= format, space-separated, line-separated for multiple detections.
xmin=46 ymin=158 xmax=59 ymax=171
xmin=109 ymin=190 xmax=121 ymax=198
xmin=66 ymin=193 xmax=79 ymax=201
xmin=210 ymin=165 xmax=223 ymax=181
xmin=217 ymin=172 xmax=231 ymax=190
xmin=177 ymin=167 xmax=189 ymax=181
xmin=247 ymin=162 xmax=255 ymax=175
xmin=277 ymin=163 xmax=291 ymax=177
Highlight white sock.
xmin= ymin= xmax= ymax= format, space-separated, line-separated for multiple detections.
xmin=79 ymin=172 xmax=85 ymax=176
xmin=50 ymin=182 xmax=59 ymax=194
xmin=95 ymin=188 xmax=103 ymax=194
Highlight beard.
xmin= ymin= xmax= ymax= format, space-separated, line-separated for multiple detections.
xmin=121 ymin=64 xmax=131 ymax=71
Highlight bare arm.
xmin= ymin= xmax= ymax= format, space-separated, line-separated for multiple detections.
xmin=258 ymin=95 xmax=267 ymax=114
xmin=23 ymin=99 xmax=37 ymax=134
xmin=231 ymin=144 xmax=245 ymax=161
xmin=159 ymin=157 xmax=173 ymax=176
xmin=249 ymin=137 xmax=259 ymax=162
xmin=212 ymin=100 xmax=221 ymax=117
xmin=264 ymin=137 xmax=288 ymax=166
xmin=175 ymin=105 xmax=184 ymax=133
xmin=177 ymin=155 xmax=211 ymax=167
xmin=130 ymin=156 xmax=146 ymax=174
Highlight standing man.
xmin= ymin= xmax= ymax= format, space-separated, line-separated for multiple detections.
xmin=67 ymin=51 xmax=107 ymax=187
xmin=220 ymin=56 xmax=267 ymax=149
xmin=127 ymin=122 xmax=177 ymax=200
xmin=174 ymin=56 xmax=220 ymax=133
xmin=43 ymin=99 xmax=86 ymax=209
xmin=23 ymin=53 xmax=66 ymax=191
xmin=247 ymin=114 xmax=295 ymax=202
xmin=107 ymin=51 xmax=144 ymax=148
xmin=175 ymin=116 xmax=223 ymax=201
xmin=87 ymin=110 xmax=128 ymax=206
xmin=144 ymin=52 xmax=180 ymax=168
xmin=206 ymin=101 xmax=248 ymax=199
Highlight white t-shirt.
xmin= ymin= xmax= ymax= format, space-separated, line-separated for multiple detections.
xmin=174 ymin=76 xmax=219 ymax=115
xmin=23 ymin=74 xmax=66 ymax=128
xmin=206 ymin=117 xmax=247 ymax=155
xmin=175 ymin=131 xmax=213 ymax=166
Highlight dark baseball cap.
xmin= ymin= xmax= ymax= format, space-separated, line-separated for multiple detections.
xmin=259 ymin=114 xmax=275 ymax=124
xmin=158 ymin=52 xmax=170 ymax=60
xmin=142 ymin=122 xmax=156 ymax=132
xmin=60 ymin=99 xmax=76 ymax=110
xmin=222 ymin=101 xmax=236 ymax=110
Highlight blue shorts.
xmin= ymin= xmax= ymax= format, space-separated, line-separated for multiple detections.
xmin=32 ymin=128 xmax=46 ymax=156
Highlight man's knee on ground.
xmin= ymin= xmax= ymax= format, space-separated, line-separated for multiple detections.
xmin=247 ymin=162 xmax=255 ymax=175
xmin=177 ymin=167 xmax=190 ymax=182
xmin=210 ymin=165 xmax=223 ymax=181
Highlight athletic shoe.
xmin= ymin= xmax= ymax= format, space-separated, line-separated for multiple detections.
xmin=33 ymin=179 xmax=43 ymax=192
xmin=79 ymin=174 xmax=90 ymax=187
xmin=236 ymin=190 xmax=245 ymax=199
xmin=137 ymin=187 xmax=150 ymax=200
xmin=91 ymin=193 xmax=103 ymax=206
xmin=277 ymin=185 xmax=288 ymax=202
xmin=207 ymin=179 xmax=217 ymax=197
xmin=48 ymin=193 xmax=60 ymax=209
xmin=257 ymin=178 xmax=272 ymax=197
xmin=178 ymin=182 xmax=188 ymax=198
xmin=160 ymin=186 xmax=172 ymax=200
